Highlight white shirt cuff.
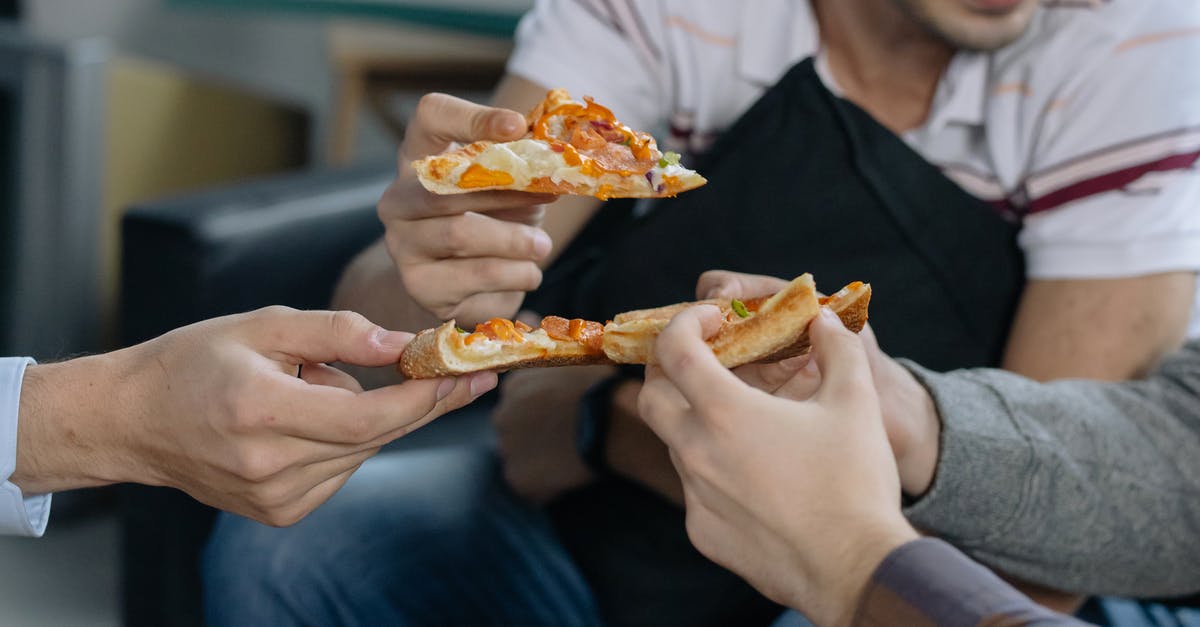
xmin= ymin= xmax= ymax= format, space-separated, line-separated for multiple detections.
xmin=0 ymin=357 xmax=52 ymax=537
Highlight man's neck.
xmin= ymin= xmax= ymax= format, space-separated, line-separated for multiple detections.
xmin=813 ymin=0 xmax=955 ymax=133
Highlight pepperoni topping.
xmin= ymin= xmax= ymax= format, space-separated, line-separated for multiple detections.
xmin=541 ymin=316 xmax=572 ymax=341
xmin=540 ymin=316 xmax=604 ymax=352
xmin=470 ymin=318 xmax=526 ymax=343
xmin=568 ymin=319 xmax=605 ymax=352
xmin=533 ymin=96 xmax=658 ymax=178
xmin=570 ymin=126 xmax=607 ymax=151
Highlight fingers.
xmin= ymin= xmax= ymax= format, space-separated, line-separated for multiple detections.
xmin=637 ymin=365 xmax=693 ymax=449
xmin=488 ymin=205 xmax=547 ymax=227
xmin=246 ymin=308 xmax=412 ymax=368
xmin=768 ymin=357 xmax=823 ymax=401
xmin=696 ymin=270 xmax=791 ymax=300
xmin=731 ymin=357 xmax=809 ymax=393
xmin=808 ymin=308 xmax=876 ymax=410
xmin=400 ymin=258 xmax=544 ymax=316
xmin=263 ymin=370 xmax=496 ymax=444
xmin=395 ymin=211 xmax=553 ymax=263
xmin=298 ymin=363 xmax=364 ymax=393
xmin=402 ymin=93 xmax=528 ymax=160
xmin=382 ymin=176 xmax=555 ymax=221
xmin=651 ymin=305 xmax=746 ymax=412
xmin=355 ymin=371 xmax=498 ymax=440
xmin=251 ymin=455 xmax=372 ymax=527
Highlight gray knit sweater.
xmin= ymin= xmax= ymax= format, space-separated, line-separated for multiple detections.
xmin=900 ymin=341 xmax=1200 ymax=597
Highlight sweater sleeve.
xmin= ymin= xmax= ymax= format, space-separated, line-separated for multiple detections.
xmin=901 ymin=342 xmax=1200 ymax=597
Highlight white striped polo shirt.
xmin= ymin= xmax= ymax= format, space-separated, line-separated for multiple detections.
xmin=508 ymin=0 xmax=1200 ymax=337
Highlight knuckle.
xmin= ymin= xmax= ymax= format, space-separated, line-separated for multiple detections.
xmin=683 ymin=513 xmax=707 ymax=549
xmin=340 ymin=414 xmax=376 ymax=442
xmin=423 ymin=190 xmax=453 ymax=214
xmin=439 ymin=216 xmax=469 ymax=253
xmin=635 ymin=389 xmax=658 ymax=421
xmin=330 ymin=309 xmax=370 ymax=341
xmin=233 ymin=447 xmax=283 ymax=483
xmin=665 ymin=350 xmax=696 ymax=378
xmin=676 ymin=440 xmax=714 ymax=479
xmin=413 ymin=93 xmax=448 ymax=125
xmin=416 ymin=92 xmax=447 ymax=111
xmin=225 ymin=384 xmax=263 ymax=434
xmin=262 ymin=506 xmax=306 ymax=528
xmin=254 ymin=304 xmax=295 ymax=322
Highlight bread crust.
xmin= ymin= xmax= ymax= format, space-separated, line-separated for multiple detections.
xmin=752 ymin=282 xmax=872 ymax=363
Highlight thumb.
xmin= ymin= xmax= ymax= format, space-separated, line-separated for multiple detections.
xmin=404 ymin=93 xmax=527 ymax=159
xmin=696 ymin=270 xmax=789 ymax=300
xmin=809 ymin=308 xmax=875 ymax=409
xmin=247 ymin=308 xmax=413 ymax=367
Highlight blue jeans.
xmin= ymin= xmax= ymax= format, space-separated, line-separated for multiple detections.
xmin=203 ymin=445 xmax=603 ymax=626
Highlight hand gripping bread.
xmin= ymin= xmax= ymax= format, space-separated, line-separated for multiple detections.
xmin=602 ymin=276 xmax=871 ymax=367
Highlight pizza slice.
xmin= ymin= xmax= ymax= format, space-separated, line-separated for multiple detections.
xmin=602 ymin=275 xmax=871 ymax=367
xmin=397 ymin=275 xmax=871 ymax=379
xmin=398 ymin=315 xmax=611 ymax=379
xmin=413 ymin=88 xmax=707 ymax=200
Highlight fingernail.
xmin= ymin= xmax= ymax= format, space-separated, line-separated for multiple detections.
xmin=819 ymin=307 xmax=838 ymax=321
xmin=376 ymin=329 xmax=412 ymax=351
xmin=531 ymin=230 xmax=553 ymax=259
xmin=436 ymin=378 xmax=456 ymax=401
xmin=470 ymin=372 xmax=498 ymax=397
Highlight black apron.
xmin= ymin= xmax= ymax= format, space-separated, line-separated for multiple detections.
xmin=532 ymin=59 xmax=1026 ymax=627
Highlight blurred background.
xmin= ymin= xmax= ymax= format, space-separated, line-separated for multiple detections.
xmin=0 ymin=1 xmax=529 ymax=624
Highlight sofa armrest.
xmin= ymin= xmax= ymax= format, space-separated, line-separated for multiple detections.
xmin=121 ymin=163 xmax=391 ymax=345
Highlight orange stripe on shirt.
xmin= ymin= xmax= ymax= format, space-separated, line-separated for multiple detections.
xmin=1116 ymin=26 xmax=1200 ymax=53
xmin=663 ymin=15 xmax=736 ymax=47
xmin=992 ymin=82 xmax=1033 ymax=97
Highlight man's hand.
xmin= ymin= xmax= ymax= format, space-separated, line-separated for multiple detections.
xmin=639 ymin=305 xmax=919 ymax=626
xmin=699 ymin=269 xmax=943 ymax=497
xmin=13 ymin=307 xmax=496 ymax=527
xmin=379 ymin=92 xmax=557 ymax=324
xmin=492 ymin=365 xmax=613 ymax=503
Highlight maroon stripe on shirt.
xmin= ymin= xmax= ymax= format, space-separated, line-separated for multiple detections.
xmin=1025 ymin=150 xmax=1200 ymax=214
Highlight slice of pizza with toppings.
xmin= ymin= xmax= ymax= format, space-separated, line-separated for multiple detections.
xmin=413 ymin=88 xmax=707 ymax=200
xmin=398 ymin=315 xmax=611 ymax=379
xmin=602 ymin=276 xmax=871 ymax=367
xmin=397 ymin=275 xmax=871 ymax=378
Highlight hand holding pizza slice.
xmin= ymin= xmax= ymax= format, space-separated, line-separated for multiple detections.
xmin=397 ymin=274 xmax=871 ymax=379
xmin=413 ymin=89 xmax=707 ymax=200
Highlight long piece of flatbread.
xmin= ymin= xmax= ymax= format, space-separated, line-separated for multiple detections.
xmin=602 ymin=275 xmax=871 ymax=368
xmin=397 ymin=276 xmax=871 ymax=378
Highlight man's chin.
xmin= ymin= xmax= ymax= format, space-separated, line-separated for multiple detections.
xmin=939 ymin=6 xmax=1037 ymax=51
xmin=897 ymin=0 xmax=1038 ymax=51
xmin=961 ymin=0 xmax=1026 ymax=15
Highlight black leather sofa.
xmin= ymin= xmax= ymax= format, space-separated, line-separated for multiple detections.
xmin=119 ymin=163 xmax=391 ymax=627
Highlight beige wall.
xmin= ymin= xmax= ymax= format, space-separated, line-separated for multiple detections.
xmin=26 ymin=0 xmax=337 ymax=160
